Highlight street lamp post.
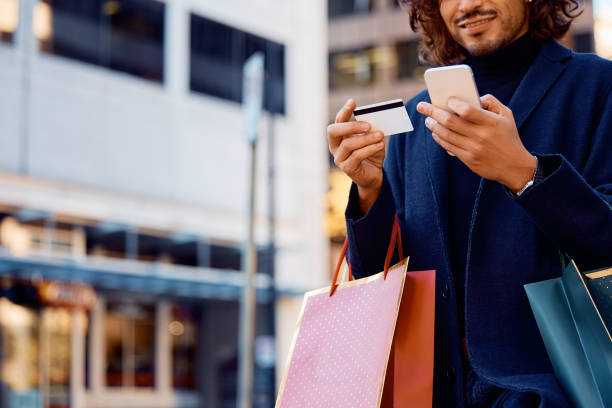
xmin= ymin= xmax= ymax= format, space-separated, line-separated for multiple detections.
xmin=237 ymin=52 xmax=265 ymax=408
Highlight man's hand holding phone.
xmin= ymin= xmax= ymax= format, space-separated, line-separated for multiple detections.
xmin=417 ymin=95 xmax=537 ymax=194
xmin=327 ymin=99 xmax=386 ymax=214
xmin=420 ymin=64 xmax=536 ymax=194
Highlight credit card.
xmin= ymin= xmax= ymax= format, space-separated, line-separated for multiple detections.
xmin=353 ymin=99 xmax=413 ymax=136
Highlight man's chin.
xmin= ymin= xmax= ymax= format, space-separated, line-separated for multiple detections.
xmin=462 ymin=37 xmax=506 ymax=56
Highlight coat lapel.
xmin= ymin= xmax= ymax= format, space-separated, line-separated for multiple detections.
xmin=425 ymin=118 xmax=452 ymax=267
xmin=508 ymin=39 xmax=571 ymax=130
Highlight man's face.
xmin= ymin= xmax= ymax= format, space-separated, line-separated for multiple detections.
xmin=439 ymin=0 xmax=530 ymax=56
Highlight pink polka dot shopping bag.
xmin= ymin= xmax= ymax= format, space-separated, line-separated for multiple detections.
xmin=276 ymin=215 xmax=436 ymax=407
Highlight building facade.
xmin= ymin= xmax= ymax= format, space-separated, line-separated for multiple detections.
xmin=0 ymin=0 xmax=329 ymax=407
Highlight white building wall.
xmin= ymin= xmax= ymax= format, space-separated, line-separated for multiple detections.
xmin=0 ymin=45 xmax=22 ymax=173
xmin=0 ymin=0 xmax=329 ymax=279
xmin=0 ymin=0 xmax=329 ymax=398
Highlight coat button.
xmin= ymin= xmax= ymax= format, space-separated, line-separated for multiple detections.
xmin=442 ymin=284 xmax=450 ymax=299
xmin=446 ymin=366 xmax=456 ymax=380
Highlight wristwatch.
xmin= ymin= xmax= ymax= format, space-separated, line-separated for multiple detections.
xmin=515 ymin=156 xmax=539 ymax=197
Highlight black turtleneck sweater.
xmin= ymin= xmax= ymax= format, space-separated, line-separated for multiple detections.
xmin=449 ymin=34 xmax=542 ymax=337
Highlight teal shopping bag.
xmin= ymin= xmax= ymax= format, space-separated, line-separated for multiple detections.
xmin=524 ymin=261 xmax=612 ymax=408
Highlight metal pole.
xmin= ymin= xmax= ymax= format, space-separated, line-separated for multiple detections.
xmin=238 ymin=140 xmax=257 ymax=408
xmin=267 ymin=113 xmax=277 ymax=402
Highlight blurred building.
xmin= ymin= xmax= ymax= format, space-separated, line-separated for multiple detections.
xmin=325 ymin=0 xmax=597 ymax=266
xmin=0 ymin=0 xmax=328 ymax=407
xmin=594 ymin=0 xmax=612 ymax=59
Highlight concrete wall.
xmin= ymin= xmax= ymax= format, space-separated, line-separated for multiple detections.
xmin=0 ymin=0 xmax=329 ymax=285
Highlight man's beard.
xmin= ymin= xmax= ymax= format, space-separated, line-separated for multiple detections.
xmin=460 ymin=16 xmax=526 ymax=56
xmin=464 ymin=35 xmax=512 ymax=56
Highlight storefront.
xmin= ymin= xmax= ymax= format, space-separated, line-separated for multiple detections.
xmin=0 ymin=256 xmax=275 ymax=408
xmin=0 ymin=279 xmax=93 ymax=408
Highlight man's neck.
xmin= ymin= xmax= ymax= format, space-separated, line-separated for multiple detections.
xmin=463 ymin=34 xmax=542 ymax=79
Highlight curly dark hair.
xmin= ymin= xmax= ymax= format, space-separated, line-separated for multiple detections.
xmin=398 ymin=0 xmax=583 ymax=66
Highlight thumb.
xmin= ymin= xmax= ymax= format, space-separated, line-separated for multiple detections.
xmin=480 ymin=94 xmax=506 ymax=116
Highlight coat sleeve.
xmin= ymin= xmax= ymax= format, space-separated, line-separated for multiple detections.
xmin=345 ymin=131 xmax=406 ymax=279
xmin=514 ymin=86 xmax=612 ymax=270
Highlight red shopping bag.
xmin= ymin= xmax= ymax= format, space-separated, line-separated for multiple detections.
xmin=276 ymin=215 xmax=435 ymax=407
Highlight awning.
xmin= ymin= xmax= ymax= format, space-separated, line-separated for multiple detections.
xmin=0 ymin=249 xmax=274 ymax=302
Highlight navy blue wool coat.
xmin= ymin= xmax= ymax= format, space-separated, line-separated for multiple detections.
xmin=345 ymin=40 xmax=612 ymax=407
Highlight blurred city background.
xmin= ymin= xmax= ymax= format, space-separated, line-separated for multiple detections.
xmin=0 ymin=0 xmax=609 ymax=407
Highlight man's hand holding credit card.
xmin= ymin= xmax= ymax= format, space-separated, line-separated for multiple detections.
xmin=327 ymin=98 xmax=413 ymax=214
xmin=353 ymin=99 xmax=414 ymax=140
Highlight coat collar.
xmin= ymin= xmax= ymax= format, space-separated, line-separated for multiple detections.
xmin=508 ymin=39 xmax=572 ymax=129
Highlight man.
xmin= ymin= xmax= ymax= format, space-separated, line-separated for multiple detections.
xmin=327 ymin=0 xmax=612 ymax=406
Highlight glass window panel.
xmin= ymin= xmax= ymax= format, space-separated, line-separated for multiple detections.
xmin=395 ymin=39 xmax=423 ymax=80
xmin=105 ymin=309 xmax=123 ymax=387
xmin=41 ymin=307 xmax=73 ymax=408
xmin=190 ymin=14 xmax=285 ymax=114
xmin=261 ymin=39 xmax=285 ymax=115
xmin=0 ymin=0 xmax=19 ymax=44
xmin=190 ymin=15 xmax=241 ymax=103
xmin=171 ymin=304 xmax=198 ymax=390
xmin=573 ymin=32 xmax=594 ymax=53
xmin=0 ymin=298 xmax=39 ymax=392
xmin=210 ymin=244 xmax=241 ymax=271
xmin=133 ymin=311 xmax=154 ymax=387
xmin=328 ymin=0 xmax=373 ymax=19
xmin=39 ymin=0 xmax=164 ymax=82
xmin=329 ymin=47 xmax=377 ymax=89
xmin=105 ymin=301 xmax=155 ymax=388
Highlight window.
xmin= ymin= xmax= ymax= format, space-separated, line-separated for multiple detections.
xmin=395 ymin=39 xmax=424 ymax=80
xmin=190 ymin=14 xmax=285 ymax=114
xmin=328 ymin=0 xmax=373 ymax=19
xmin=329 ymin=46 xmax=377 ymax=89
xmin=0 ymin=298 xmax=39 ymax=393
xmin=210 ymin=243 xmax=241 ymax=271
xmin=573 ymin=32 xmax=594 ymax=54
xmin=40 ymin=307 xmax=73 ymax=408
xmin=0 ymin=0 xmax=18 ymax=44
xmin=105 ymin=301 xmax=155 ymax=387
xmin=38 ymin=0 xmax=165 ymax=82
xmin=170 ymin=304 xmax=198 ymax=390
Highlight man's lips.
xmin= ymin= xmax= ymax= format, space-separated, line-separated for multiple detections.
xmin=458 ymin=16 xmax=496 ymax=29
xmin=457 ymin=15 xmax=496 ymax=35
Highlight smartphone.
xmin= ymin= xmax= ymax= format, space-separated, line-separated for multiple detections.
xmin=424 ymin=64 xmax=480 ymax=112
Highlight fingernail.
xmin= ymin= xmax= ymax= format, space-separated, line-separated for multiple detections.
xmin=417 ymin=102 xmax=425 ymax=112
xmin=361 ymin=123 xmax=370 ymax=131
xmin=425 ymin=117 xmax=435 ymax=127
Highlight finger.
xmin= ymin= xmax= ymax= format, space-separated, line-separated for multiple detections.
xmin=446 ymin=97 xmax=496 ymax=125
xmin=417 ymin=101 xmax=469 ymax=135
xmin=338 ymin=141 xmax=385 ymax=173
xmin=334 ymin=131 xmax=384 ymax=164
xmin=328 ymin=121 xmax=371 ymax=152
xmin=480 ymin=94 xmax=511 ymax=117
xmin=335 ymin=99 xmax=357 ymax=124
xmin=424 ymin=117 xmax=474 ymax=151
xmin=431 ymin=132 xmax=468 ymax=158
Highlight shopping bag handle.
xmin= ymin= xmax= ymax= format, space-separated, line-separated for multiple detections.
xmin=330 ymin=214 xmax=403 ymax=296
xmin=384 ymin=213 xmax=404 ymax=279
